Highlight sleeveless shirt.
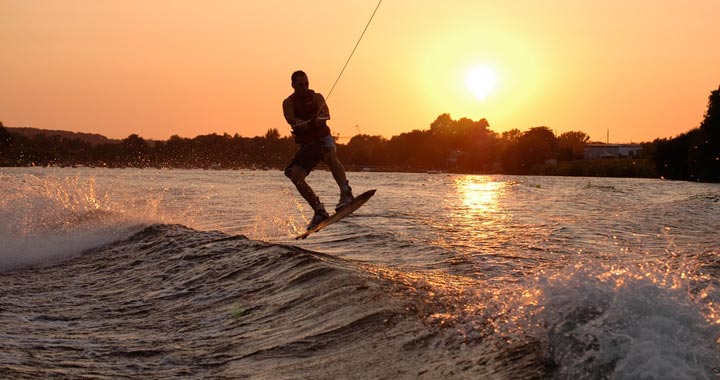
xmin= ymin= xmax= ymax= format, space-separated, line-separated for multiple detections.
xmin=290 ymin=90 xmax=331 ymax=144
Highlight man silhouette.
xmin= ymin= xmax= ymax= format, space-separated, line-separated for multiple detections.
xmin=283 ymin=70 xmax=354 ymax=230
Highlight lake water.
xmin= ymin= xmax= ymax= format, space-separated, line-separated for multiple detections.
xmin=1 ymin=167 xmax=719 ymax=379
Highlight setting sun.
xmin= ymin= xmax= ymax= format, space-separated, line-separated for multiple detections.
xmin=466 ymin=65 xmax=498 ymax=101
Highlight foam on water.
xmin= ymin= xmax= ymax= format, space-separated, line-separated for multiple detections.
xmin=0 ymin=173 xmax=149 ymax=271
xmin=526 ymin=260 xmax=720 ymax=380
xmin=372 ymin=252 xmax=720 ymax=379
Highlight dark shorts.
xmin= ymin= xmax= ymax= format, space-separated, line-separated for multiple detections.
xmin=284 ymin=135 xmax=336 ymax=175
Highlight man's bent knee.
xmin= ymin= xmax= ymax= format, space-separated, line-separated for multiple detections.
xmin=284 ymin=165 xmax=307 ymax=184
xmin=322 ymin=149 xmax=340 ymax=164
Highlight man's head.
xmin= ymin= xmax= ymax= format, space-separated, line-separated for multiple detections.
xmin=291 ymin=70 xmax=309 ymax=95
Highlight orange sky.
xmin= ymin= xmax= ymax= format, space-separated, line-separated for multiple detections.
xmin=2 ymin=1 xmax=719 ymax=143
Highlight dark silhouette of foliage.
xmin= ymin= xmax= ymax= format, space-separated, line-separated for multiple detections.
xmin=558 ymin=131 xmax=590 ymax=160
xmin=500 ymin=126 xmax=558 ymax=173
xmin=341 ymin=134 xmax=389 ymax=167
xmin=655 ymin=86 xmax=720 ymax=182
xmin=2 ymin=85 xmax=718 ymax=182
xmin=0 ymin=118 xmax=599 ymax=175
xmin=518 ymin=126 xmax=558 ymax=169
xmin=653 ymin=131 xmax=695 ymax=180
xmin=0 ymin=122 xmax=14 ymax=166
xmin=689 ymin=86 xmax=720 ymax=182
xmin=121 ymin=134 xmax=150 ymax=167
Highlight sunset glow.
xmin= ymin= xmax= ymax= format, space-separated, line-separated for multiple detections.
xmin=1 ymin=1 xmax=719 ymax=143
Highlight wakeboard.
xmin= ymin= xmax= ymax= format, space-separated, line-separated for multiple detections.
xmin=295 ymin=189 xmax=376 ymax=240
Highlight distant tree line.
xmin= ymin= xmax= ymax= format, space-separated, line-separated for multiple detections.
xmin=0 ymin=127 xmax=296 ymax=170
xmin=1 ymin=86 xmax=718 ymax=182
xmin=338 ymin=115 xmax=595 ymax=174
xmin=0 ymin=118 xmax=595 ymax=173
xmin=652 ymin=86 xmax=720 ymax=182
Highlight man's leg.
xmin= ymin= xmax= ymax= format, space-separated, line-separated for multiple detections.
xmin=284 ymin=165 xmax=323 ymax=211
xmin=285 ymin=164 xmax=330 ymax=230
xmin=323 ymin=149 xmax=350 ymax=190
xmin=321 ymin=139 xmax=354 ymax=210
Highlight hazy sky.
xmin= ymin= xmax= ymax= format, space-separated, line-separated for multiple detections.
xmin=2 ymin=1 xmax=719 ymax=143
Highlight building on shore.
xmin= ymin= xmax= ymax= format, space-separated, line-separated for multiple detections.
xmin=584 ymin=144 xmax=643 ymax=159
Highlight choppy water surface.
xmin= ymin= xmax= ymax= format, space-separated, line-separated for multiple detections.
xmin=1 ymin=167 xmax=719 ymax=379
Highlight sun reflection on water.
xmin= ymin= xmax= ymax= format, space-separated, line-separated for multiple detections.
xmin=454 ymin=176 xmax=505 ymax=216
xmin=428 ymin=176 xmax=512 ymax=253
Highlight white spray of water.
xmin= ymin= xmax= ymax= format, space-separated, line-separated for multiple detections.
xmin=0 ymin=173 xmax=152 ymax=271
xmin=385 ymin=256 xmax=720 ymax=380
xmin=529 ymin=261 xmax=720 ymax=380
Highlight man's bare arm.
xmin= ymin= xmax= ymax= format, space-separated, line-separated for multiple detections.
xmin=282 ymin=98 xmax=305 ymax=126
